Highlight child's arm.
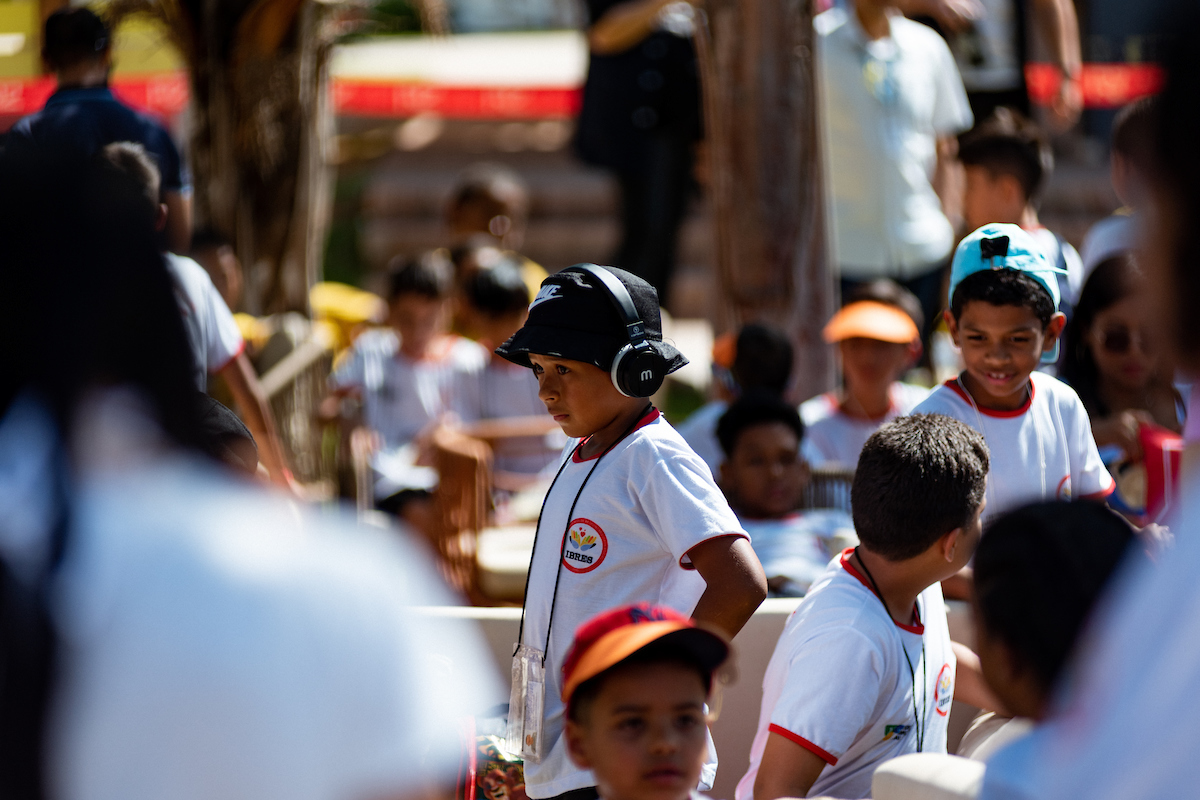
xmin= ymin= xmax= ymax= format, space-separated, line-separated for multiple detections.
xmin=686 ymin=536 xmax=768 ymax=639
xmin=952 ymin=642 xmax=1009 ymax=715
xmin=754 ymin=731 xmax=829 ymax=800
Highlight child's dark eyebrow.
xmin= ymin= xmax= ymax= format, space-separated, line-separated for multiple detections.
xmin=962 ymin=322 xmax=1041 ymax=334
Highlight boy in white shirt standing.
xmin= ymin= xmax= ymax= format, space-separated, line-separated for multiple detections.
xmin=914 ymin=223 xmax=1113 ymax=526
xmin=495 ymin=264 xmax=767 ymax=800
xmin=737 ymin=413 xmax=999 ymax=800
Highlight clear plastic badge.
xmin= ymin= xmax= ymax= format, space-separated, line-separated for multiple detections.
xmin=505 ymin=644 xmax=546 ymax=763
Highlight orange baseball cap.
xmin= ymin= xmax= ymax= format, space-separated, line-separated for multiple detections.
xmin=823 ymin=301 xmax=919 ymax=344
xmin=561 ymin=604 xmax=730 ymax=706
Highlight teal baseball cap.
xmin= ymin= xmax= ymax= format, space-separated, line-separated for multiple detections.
xmin=948 ymin=223 xmax=1068 ymax=364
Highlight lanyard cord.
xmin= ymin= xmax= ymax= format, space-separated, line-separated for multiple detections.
xmin=853 ymin=547 xmax=927 ymax=752
xmin=514 ymin=405 xmax=653 ymax=663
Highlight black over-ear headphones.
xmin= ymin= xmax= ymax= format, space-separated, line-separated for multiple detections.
xmin=569 ymin=264 xmax=668 ymax=398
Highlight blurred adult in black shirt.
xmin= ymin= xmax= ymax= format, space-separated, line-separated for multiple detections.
xmin=575 ymin=0 xmax=702 ymax=307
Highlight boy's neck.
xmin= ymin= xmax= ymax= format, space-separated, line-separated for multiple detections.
xmin=840 ymin=383 xmax=892 ymax=419
xmin=852 ymin=547 xmax=930 ymax=627
xmin=577 ymin=400 xmax=652 ymax=459
xmin=854 ymin=1 xmax=893 ymax=40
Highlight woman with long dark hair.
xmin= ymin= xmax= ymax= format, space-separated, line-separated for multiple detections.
xmin=1059 ymin=253 xmax=1182 ymax=459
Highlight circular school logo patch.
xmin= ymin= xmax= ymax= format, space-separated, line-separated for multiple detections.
xmin=1057 ymin=475 xmax=1072 ymax=500
xmin=935 ymin=663 xmax=954 ymax=716
xmin=563 ymin=517 xmax=608 ymax=573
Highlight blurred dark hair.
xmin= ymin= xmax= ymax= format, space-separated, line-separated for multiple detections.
xmin=975 ymin=501 xmax=1133 ymax=697
xmin=386 ymin=250 xmax=454 ymax=302
xmin=1149 ymin=6 xmax=1200 ymax=368
xmin=853 ymin=414 xmax=989 ymax=560
xmin=463 ymin=260 xmax=530 ymax=318
xmin=716 ymin=393 xmax=805 ymax=459
xmin=42 ymin=7 xmax=108 ymax=71
xmin=1059 ymin=254 xmax=1141 ymax=418
xmin=190 ymin=227 xmax=233 ymax=252
xmin=97 ymin=142 xmax=160 ymax=224
xmin=1112 ymin=95 xmax=1160 ymax=174
xmin=959 ymin=107 xmax=1053 ymax=203
xmin=732 ymin=324 xmax=794 ymax=395
xmin=845 ymin=278 xmax=925 ymax=333
xmin=446 ymin=163 xmax=529 ymax=224
xmin=950 ymin=268 xmax=1056 ymax=327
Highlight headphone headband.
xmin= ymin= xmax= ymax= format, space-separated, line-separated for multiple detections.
xmin=568 ymin=264 xmax=649 ymax=347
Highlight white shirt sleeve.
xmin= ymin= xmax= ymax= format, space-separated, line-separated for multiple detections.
xmin=768 ymin=626 xmax=884 ymax=763
xmin=929 ymin=34 xmax=974 ymax=136
xmin=1064 ymin=391 xmax=1115 ymax=498
xmin=636 ymin=437 xmax=748 ymax=566
xmin=199 ymin=273 xmax=244 ymax=374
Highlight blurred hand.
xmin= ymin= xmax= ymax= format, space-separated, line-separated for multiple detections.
xmin=896 ymin=0 xmax=983 ymax=33
xmin=1047 ymin=73 xmax=1083 ymax=132
xmin=1093 ymin=410 xmax=1155 ymax=461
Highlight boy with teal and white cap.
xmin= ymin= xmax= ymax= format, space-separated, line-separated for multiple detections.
xmin=914 ymin=223 xmax=1113 ymax=530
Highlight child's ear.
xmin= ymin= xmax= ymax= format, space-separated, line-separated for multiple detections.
xmin=155 ymin=203 xmax=168 ymax=233
xmin=906 ymin=338 xmax=923 ymax=367
xmin=943 ymin=309 xmax=960 ymax=346
xmin=939 ymin=526 xmax=963 ymax=563
xmin=564 ymin=719 xmax=591 ymax=769
xmin=1043 ymin=312 xmax=1067 ymax=352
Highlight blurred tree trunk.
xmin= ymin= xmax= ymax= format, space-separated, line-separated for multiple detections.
xmin=108 ymin=0 xmax=450 ymax=313
xmin=694 ymin=0 xmax=835 ymax=402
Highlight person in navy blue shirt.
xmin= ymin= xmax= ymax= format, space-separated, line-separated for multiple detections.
xmin=7 ymin=7 xmax=192 ymax=252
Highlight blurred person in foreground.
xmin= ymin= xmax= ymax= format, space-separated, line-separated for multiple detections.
xmin=5 ymin=7 xmax=192 ymax=253
xmin=976 ymin=8 xmax=1200 ymax=797
xmin=0 ymin=143 xmax=495 ymax=799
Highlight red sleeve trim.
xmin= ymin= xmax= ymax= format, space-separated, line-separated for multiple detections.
xmin=211 ymin=338 xmax=247 ymax=375
xmin=679 ymin=531 xmax=749 ymax=570
xmin=768 ymin=724 xmax=838 ymax=766
xmin=1082 ymin=481 xmax=1116 ymax=500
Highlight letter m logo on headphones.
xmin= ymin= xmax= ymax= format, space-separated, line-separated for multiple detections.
xmin=567 ymin=264 xmax=667 ymax=398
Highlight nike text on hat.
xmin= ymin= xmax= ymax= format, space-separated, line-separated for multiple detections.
xmin=494 ymin=265 xmax=687 ymax=375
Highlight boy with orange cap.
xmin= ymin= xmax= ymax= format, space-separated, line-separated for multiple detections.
xmin=562 ymin=604 xmax=731 ymax=800
xmin=800 ymin=281 xmax=928 ymax=469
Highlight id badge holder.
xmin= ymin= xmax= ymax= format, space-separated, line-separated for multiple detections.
xmin=505 ymin=643 xmax=546 ymax=763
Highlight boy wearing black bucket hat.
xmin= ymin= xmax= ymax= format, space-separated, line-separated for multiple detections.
xmin=495 ymin=264 xmax=767 ymax=800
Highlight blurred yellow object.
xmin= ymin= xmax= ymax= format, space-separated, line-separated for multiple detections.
xmin=309 ymin=282 xmax=387 ymax=351
xmin=234 ymin=312 xmax=271 ymax=351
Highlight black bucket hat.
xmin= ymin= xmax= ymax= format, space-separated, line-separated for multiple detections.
xmin=495 ymin=265 xmax=687 ymax=374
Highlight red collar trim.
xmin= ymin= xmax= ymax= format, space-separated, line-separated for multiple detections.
xmin=839 ymin=548 xmax=924 ymax=634
xmin=572 ymin=408 xmax=661 ymax=462
xmin=944 ymin=377 xmax=1035 ymax=418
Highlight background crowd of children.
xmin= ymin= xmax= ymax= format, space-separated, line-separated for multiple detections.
xmin=5 ymin=1 xmax=1200 ymax=800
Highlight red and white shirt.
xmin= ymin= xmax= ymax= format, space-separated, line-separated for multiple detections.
xmin=799 ymin=383 xmax=930 ymax=469
xmin=913 ymin=371 xmax=1114 ymax=525
xmin=737 ymin=550 xmax=955 ymax=800
xmin=521 ymin=408 xmax=748 ymax=798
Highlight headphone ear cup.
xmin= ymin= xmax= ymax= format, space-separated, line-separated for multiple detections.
xmin=612 ymin=344 xmax=667 ymax=398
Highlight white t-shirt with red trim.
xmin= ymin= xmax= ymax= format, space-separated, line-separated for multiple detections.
xmin=165 ymin=253 xmax=245 ymax=391
xmin=521 ymin=408 xmax=748 ymax=799
xmin=913 ymin=371 xmax=1113 ymax=525
xmin=799 ymin=383 xmax=930 ymax=469
xmin=736 ymin=550 xmax=955 ymax=800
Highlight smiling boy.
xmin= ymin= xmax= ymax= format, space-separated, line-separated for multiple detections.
xmin=914 ymin=224 xmax=1113 ymax=525
xmin=495 ymin=265 xmax=767 ymax=800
